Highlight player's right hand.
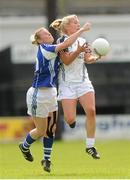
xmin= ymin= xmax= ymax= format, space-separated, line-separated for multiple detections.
xmin=81 ymin=22 xmax=91 ymax=31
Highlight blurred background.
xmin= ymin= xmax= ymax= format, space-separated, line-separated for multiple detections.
xmin=0 ymin=0 xmax=130 ymax=141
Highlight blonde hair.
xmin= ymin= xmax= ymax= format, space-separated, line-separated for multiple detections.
xmin=30 ymin=27 xmax=45 ymax=45
xmin=50 ymin=14 xmax=77 ymax=34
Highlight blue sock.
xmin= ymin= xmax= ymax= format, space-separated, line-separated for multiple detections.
xmin=43 ymin=137 xmax=54 ymax=160
xmin=22 ymin=133 xmax=36 ymax=150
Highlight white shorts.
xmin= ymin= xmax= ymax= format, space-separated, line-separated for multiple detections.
xmin=26 ymin=87 xmax=58 ymax=118
xmin=58 ymin=81 xmax=94 ymax=100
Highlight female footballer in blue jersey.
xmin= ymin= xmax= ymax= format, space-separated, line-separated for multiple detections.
xmin=19 ymin=23 xmax=91 ymax=173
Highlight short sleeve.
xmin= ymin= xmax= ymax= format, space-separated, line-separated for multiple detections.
xmin=40 ymin=44 xmax=57 ymax=52
xmin=40 ymin=44 xmax=57 ymax=60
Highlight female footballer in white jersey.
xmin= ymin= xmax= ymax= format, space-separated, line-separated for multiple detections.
xmin=18 ymin=23 xmax=91 ymax=173
xmin=51 ymin=15 xmax=101 ymax=159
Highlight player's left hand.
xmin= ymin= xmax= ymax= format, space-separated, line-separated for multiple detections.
xmin=76 ymin=41 xmax=88 ymax=53
xmin=85 ymin=43 xmax=92 ymax=55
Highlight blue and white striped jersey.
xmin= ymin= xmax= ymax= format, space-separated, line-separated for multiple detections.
xmin=32 ymin=44 xmax=61 ymax=88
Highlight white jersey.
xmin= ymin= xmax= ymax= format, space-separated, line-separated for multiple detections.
xmin=58 ymin=36 xmax=91 ymax=84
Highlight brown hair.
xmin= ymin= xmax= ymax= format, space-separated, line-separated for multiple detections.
xmin=50 ymin=14 xmax=77 ymax=34
xmin=30 ymin=27 xmax=45 ymax=45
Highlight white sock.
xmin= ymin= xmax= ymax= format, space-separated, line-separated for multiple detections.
xmin=86 ymin=138 xmax=95 ymax=148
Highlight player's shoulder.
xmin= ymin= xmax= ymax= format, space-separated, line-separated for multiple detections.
xmin=40 ymin=43 xmax=56 ymax=48
xmin=57 ymin=35 xmax=68 ymax=44
xmin=40 ymin=43 xmax=56 ymax=52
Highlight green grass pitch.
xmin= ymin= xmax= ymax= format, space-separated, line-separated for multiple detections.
xmin=0 ymin=140 xmax=130 ymax=179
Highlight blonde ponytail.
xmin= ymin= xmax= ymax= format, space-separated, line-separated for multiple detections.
xmin=30 ymin=27 xmax=45 ymax=45
xmin=50 ymin=19 xmax=62 ymax=32
xmin=50 ymin=15 xmax=77 ymax=35
xmin=29 ymin=34 xmax=37 ymax=45
xmin=30 ymin=33 xmax=40 ymax=45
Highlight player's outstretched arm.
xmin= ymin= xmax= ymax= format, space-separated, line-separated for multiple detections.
xmin=55 ymin=22 xmax=91 ymax=53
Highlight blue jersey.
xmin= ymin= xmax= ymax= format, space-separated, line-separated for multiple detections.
xmin=32 ymin=44 xmax=60 ymax=88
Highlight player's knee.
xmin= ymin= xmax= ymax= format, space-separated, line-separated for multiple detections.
xmin=87 ymin=107 xmax=96 ymax=117
xmin=64 ymin=115 xmax=75 ymax=125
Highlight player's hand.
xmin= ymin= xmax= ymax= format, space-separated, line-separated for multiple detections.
xmin=76 ymin=41 xmax=88 ymax=53
xmin=81 ymin=22 xmax=91 ymax=32
xmin=85 ymin=43 xmax=92 ymax=54
xmin=95 ymin=54 xmax=102 ymax=60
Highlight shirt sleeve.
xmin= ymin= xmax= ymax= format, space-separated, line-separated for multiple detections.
xmin=41 ymin=44 xmax=57 ymax=52
xmin=40 ymin=44 xmax=57 ymax=60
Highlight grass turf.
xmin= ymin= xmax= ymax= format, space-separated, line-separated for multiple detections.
xmin=0 ymin=140 xmax=130 ymax=179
